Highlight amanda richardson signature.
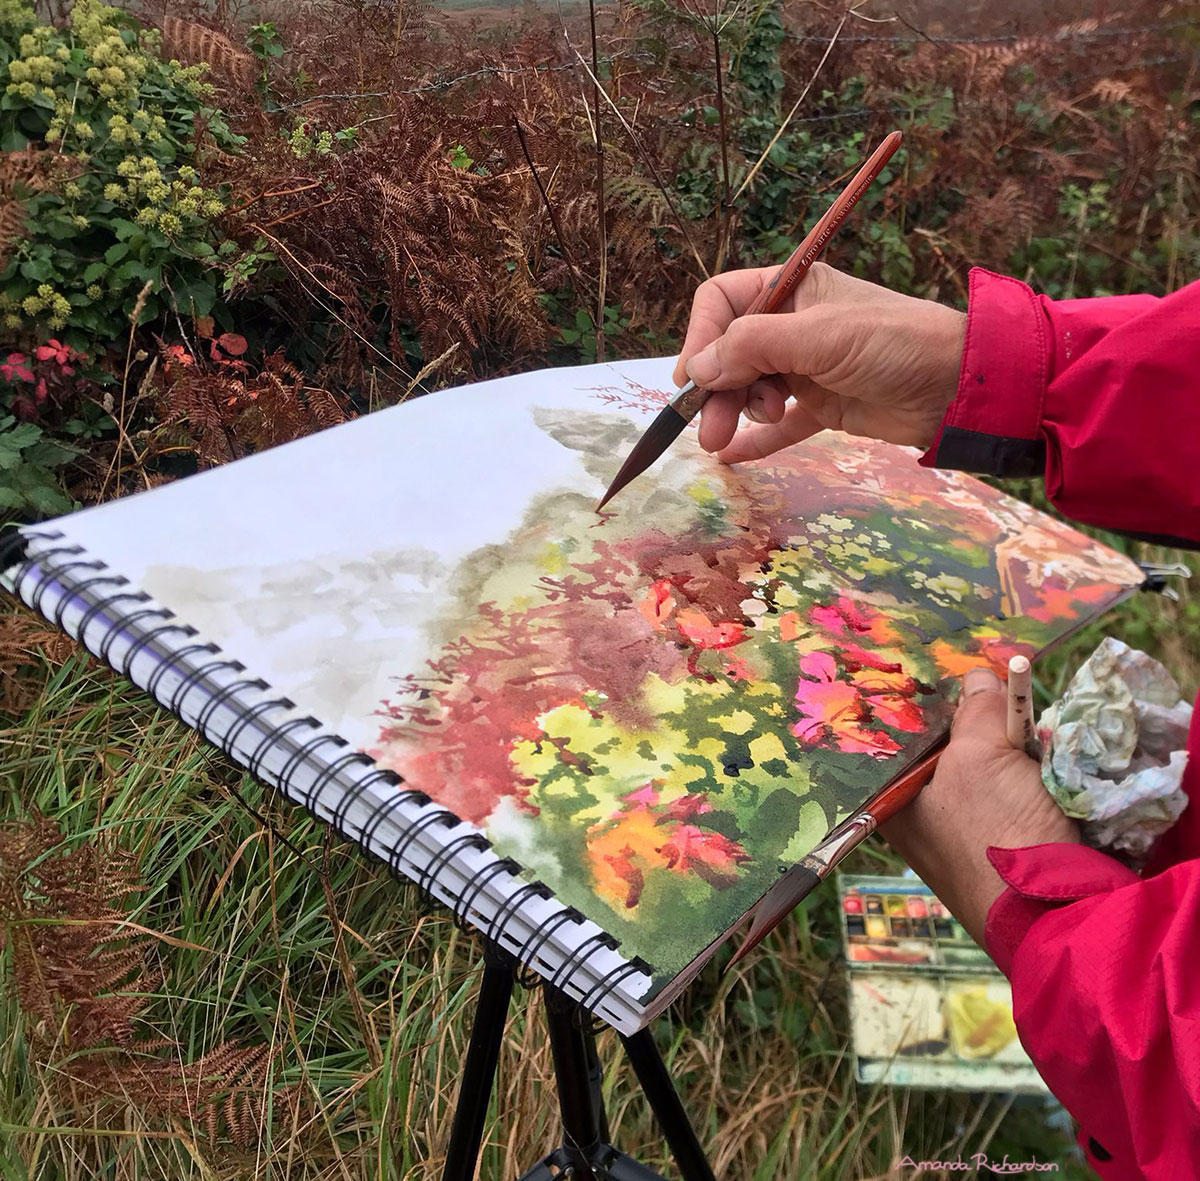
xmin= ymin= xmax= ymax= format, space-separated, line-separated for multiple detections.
xmin=899 ymin=1154 xmax=1059 ymax=1174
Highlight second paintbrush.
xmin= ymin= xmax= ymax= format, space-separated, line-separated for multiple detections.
xmin=597 ymin=128 xmax=904 ymax=510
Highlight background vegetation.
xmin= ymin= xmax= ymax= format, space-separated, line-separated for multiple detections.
xmin=0 ymin=0 xmax=1196 ymax=1176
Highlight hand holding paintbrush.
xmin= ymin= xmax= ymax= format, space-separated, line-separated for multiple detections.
xmin=598 ymin=129 xmax=905 ymax=509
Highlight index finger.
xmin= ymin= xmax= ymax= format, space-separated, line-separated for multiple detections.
xmin=672 ymin=269 xmax=776 ymax=387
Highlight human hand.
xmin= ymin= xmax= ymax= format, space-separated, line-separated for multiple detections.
xmin=879 ymin=668 xmax=1080 ymax=948
xmin=671 ymin=263 xmax=967 ymax=460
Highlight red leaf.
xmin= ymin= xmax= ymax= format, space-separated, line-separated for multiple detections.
xmin=216 ymin=332 xmax=247 ymax=356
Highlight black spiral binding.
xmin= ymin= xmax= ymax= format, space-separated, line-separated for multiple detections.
xmin=517 ymin=906 xmax=587 ymax=988
xmin=2 ymin=530 xmax=648 ymax=1023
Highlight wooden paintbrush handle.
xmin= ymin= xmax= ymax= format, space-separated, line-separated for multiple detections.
xmin=870 ymin=745 xmax=943 ymax=825
xmin=752 ymin=130 xmax=903 ymax=318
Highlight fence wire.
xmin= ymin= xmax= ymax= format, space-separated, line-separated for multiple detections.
xmin=785 ymin=17 xmax=1198 ymax=45
xmin=279 ymin=16 xmax=1198 ymax=110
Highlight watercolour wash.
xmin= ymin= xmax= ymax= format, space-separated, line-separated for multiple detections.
xmin=41 ymin=358 xmax=1143 ymax=987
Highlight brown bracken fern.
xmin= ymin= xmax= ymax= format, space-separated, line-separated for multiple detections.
xmin=0 ymin=815 xmax=302 ymax=1150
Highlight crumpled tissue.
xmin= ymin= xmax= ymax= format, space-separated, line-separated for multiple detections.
xmin=1039 ymin=637 xmax=1192 ymax=863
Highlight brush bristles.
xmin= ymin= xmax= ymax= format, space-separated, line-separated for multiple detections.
xmin=596 ymin=406 xmax=689 ymax=510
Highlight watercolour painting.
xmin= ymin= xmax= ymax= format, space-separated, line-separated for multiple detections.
xmin=47 ymin=359 xmax=1144 ymax=987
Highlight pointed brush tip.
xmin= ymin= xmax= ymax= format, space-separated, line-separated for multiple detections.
xmin=596 ymin=406 xmax=689 ymax=511
xmin=726 ymin=938 xmax=755 ymax=969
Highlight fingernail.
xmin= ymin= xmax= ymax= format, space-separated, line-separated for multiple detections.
xmin=686 ymin=346 xmax=719 ymax=388
xmin=744 ymin=402 xmax=765 ymax=423
xmin=963 ymin=667 xmax=1002 ymax=696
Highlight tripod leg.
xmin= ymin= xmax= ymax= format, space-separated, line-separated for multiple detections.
xmin=620 ymin=1030 xmax=716 ymax=1181
xmin=442 ymin=959 xmax=515 ymax=1181
xmin=543 ymin=987 xmax=609 ymax=1179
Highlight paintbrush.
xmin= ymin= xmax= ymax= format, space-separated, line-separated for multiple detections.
xmin=727 ymin=738 xmax=944 ymax=967
xmin=597 ymin=129 xmax=904 ymax=511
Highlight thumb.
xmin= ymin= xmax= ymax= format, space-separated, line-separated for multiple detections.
xmin=684 ymin=307 xmax=849 ymax=392
xmin=950 ymin=667 xmax=1009 ymax=746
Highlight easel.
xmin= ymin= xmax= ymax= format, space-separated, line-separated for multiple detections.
xmin=442 ymin=953 xmax=718 ymax=1181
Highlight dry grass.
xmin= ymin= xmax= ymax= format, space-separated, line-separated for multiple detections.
xmin=0 ymin=637 xmax=1090 ymax=1179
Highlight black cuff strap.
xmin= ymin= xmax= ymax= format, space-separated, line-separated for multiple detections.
xmin=934 ymin=426 xmax=1047 ymax=479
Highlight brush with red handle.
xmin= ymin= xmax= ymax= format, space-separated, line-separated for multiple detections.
xmin=727 ymin=738 xmax=945 ymax=967
xmin=597 ymin=129 xmax=904 ymax=511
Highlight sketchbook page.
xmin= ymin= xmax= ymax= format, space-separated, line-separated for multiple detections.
xmin=40 ymin=356 xmax=1144 ymax=999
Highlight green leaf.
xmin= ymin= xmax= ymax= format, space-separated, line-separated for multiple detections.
xmin=0 ymin=486 xmax=24 ymax=509
xmin=0 ymin=126 xmax=30 ymax=151
xmin=18 ymin=256 xmax=54 ymax=282
xmin=172 ymin=275 xmax=217 ymax=318
xmin=104 ymin=242 xmax=129 ymax=266
xmin=2 ymin=423 xmax=43 ymax=450
xmin=24 ymin=440 xmax=73 ymax=468
xmin=82 ymin=261 xmax=108 ymax=283
xmin=25 ymin=482 xmax=73 ymax=515
xmin=112 ymin=259 xmax=155 ymax=284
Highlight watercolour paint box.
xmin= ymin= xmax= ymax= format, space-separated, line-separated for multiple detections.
xmin=840 ymin=874 xmax=1047 ymax=1092
xmin=0 ymin=357 xmax=1146 ymax=1034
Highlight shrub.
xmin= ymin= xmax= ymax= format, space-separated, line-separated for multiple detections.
xmin=0 ymin=0 xmax=241 ymax=354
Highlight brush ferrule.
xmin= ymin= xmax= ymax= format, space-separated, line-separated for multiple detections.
xmin=669 ymin=381 xmax=712 ymax=421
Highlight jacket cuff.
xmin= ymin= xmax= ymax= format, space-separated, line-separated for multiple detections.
xmin=983 ymin=843 xmax=1140 ymax=976
xmin=921 ymin=268 xmax=1050 ymax=477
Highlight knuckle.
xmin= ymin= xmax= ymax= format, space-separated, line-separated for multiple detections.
xmin=692 ymin=276 xmax=723 ymax=309
xmin=808 ymin=261 xmax=835 ymax=293
xmin=720 ymin=318 xmax=756 ymax=360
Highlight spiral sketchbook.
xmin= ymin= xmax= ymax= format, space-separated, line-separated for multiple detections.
xmin=0 ymin=357 xmax=1143 ymax=1034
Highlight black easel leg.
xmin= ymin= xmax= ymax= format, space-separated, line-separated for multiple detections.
xmin=620 ymin=1030 xmax=716 ymax=1181
xmin=442 ymin=959 xmax=515 ymax=1181
xmin=543 ymin=989 xmax=608 ymax=1179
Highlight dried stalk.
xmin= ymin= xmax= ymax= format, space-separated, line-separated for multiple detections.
xmin=572 ymin=52 xmax=711 ymax=280
xmin=511 ymin=113 xmax=590 ymax=303
xmin=732 ymin=7 xmax=849 ymax=204
xmin=712 ymin=21 xmax=732 ymax=272
xmin=587 ymin=0 xmax=608 ymax=362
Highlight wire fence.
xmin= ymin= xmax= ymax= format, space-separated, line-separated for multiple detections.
xmin=275 ymin=13 xmax=1198 ymax=110
xmin=784 ymin=17 xmax=1198 ymax=45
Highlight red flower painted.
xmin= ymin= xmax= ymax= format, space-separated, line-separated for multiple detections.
xmin=810 ymin=595 xmax=899 ymax=646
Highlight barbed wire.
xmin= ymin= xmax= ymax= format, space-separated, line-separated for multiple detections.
xmin=784 ymin=17 xmax=1198 ymax=45
xmin=279 ymin=54 xmax=651 ymax=107
xmin=277 ymin=16 xmax=1196 ymax=111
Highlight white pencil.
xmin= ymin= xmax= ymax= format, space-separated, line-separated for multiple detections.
xmin=1006 ymin=655 xmax=1040 ymax=760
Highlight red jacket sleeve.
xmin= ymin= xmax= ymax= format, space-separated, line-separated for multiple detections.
xmin=921 ymin=268 xmax=1200 ymax=548
xmin=922 ymin=269 xmax=1200 ymax=1176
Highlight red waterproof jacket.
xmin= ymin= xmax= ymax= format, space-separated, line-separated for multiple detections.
xmin=922 ymin=268 xmax=1200 ymax=1178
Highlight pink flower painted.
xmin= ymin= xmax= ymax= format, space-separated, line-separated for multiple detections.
xmin=792 ymin=650 xmax=905 ymax=757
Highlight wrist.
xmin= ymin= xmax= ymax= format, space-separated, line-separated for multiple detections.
xmin=921 ymin=306 xmax=968 ymax=448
